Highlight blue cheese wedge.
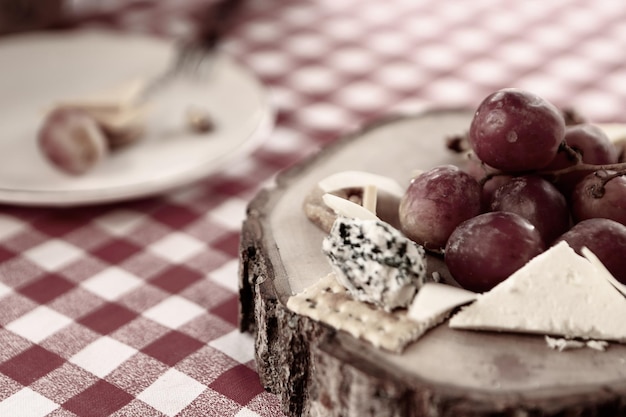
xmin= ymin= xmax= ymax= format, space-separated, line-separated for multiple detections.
xmin=449 ymin=241 xmax=626 ymax=342
xmin=322 ymin=216 xmax=429 ymax=311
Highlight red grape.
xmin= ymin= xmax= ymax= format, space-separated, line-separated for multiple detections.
xmin=399 ymin=165 xmax=482 ymax=251
xmin=563 ymin=124 xmax=619 ymax=164
xmin=570 ymin=170 xmax=626 ymax=225
xmin=38 ymin=107 xmax=108 ymax=175
xmin=490 ymin=175 xmax=570 ymax=244
xmin=445 ymin=212 xmax=545 ymax=292
xmin=463 ymin=153 xmax=512 ymax=210
xmin=469 ymin=88 xmax=565 ymax=171
xmin=439 ymin=88 xmax=626 ymax=292
xmin=555 ymin=218 xmax=626 ymax=284
xmin=545 ymin=124 xmax=619 ymax=196
xmin=617 ymin=138 xmax=626 ymax=162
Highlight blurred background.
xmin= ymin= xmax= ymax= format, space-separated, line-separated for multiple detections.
xmin=3 ymin=0 xmax=626 ymax=138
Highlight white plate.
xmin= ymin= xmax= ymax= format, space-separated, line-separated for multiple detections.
xmin=0 ymin=30 xmax=273 ymax=206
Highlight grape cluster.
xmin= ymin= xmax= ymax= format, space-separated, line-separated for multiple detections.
xmin=399 ymin=88 xmax=626 ymax=292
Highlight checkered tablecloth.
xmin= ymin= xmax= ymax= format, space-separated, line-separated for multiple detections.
xmin=1 ymin=0 xmax=626 ymax=416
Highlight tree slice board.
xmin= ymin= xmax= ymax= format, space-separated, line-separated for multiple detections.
xmin=239 ymin=109 xmax=626 ymax=417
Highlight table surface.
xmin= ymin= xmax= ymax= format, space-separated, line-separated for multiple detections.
xmin=1 ymin=0 xmax=626 ymax=416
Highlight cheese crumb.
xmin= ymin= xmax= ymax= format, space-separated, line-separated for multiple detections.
xmin=545 ymin=336 xmax=610 ymax=352
xmin=545 ymin=336 xmax=585 ymax=352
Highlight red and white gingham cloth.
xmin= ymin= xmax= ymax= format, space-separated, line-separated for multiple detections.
xmin=1 ymin=0 xmax=626 ymax=415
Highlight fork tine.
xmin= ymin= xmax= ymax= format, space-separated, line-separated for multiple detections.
xmin=143 ymin=0 xmax=246 ymax=97
xmin=174 ymin=0 xmax=246 ymax=74
xmin=195 ymin=0 xmax=247 ymax=48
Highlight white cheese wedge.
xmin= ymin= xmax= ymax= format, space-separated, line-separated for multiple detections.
xmin=449 ymin=241 xmax=626 ymax=342
xmin=318 ymin=170 xmax=405 ymax=198
xmin=322 ymin=193 xmax=379 ymax=221
xmin=408 ymin=283 xmax=477 ymax=323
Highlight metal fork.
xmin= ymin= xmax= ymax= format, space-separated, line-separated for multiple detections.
xmin=143 ymin=0 xmax=245 ymax=97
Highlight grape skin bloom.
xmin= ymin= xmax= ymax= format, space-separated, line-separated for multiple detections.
xmin=445 ymin=212 xmax=545 ymax=293
xmin=398 ymin=165 xmax=481 ymax=251
xmin=469 ymin=88 xmax=565 ymax=172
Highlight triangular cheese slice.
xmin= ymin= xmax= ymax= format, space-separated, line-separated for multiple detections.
xmin=449 ymin=241 xmax=626 ymax=342
xmin=408 ymin=282 xmax=476 ymax=323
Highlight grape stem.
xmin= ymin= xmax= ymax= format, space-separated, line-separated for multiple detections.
xmin=586 ymin=170 xmax=626 ymax=198
xmin=538 ymin=161 xmax=626 ymax=180
xmin=468 ymin=140 xmax=626 ymax=187
xmin=558 ymin=141 xmax=583 ymax=165
xmin=479 ymin=160 xmax=626 ymax=187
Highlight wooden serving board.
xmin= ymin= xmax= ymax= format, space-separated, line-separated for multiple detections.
xmin=239 ymin=110 xmax=626 ymax=417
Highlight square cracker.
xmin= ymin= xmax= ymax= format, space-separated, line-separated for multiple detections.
xmin=287 ymin=273 xmax=431 ymax=353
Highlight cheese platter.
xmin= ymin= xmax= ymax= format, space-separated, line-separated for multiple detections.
xmin=239 ymin=102 xmax=626 ymax=416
